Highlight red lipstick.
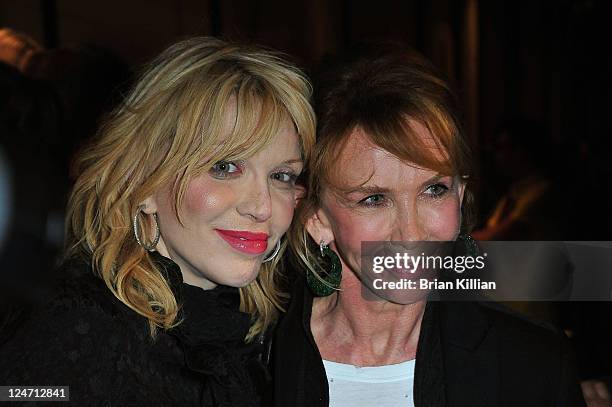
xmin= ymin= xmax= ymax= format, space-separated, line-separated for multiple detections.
xmin=215 ymin=229 xmax=269 ymax=255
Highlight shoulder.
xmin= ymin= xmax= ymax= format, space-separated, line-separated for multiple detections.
xmin=439 ymin=302 xmax=585 ymax=404
xmin=0 ymin=259 xmax=149 ymax=386
xmin=479 ymin=302 xmax=566 ymax=346
xmin=479 ymin=303 xmax=578 ymax=379
xmin=440 ymin=301 xmax=568 ymax=352
xmin=4 ymin=258 xmax=136 ymax=334
xmin=437 ymin=301 xmax=576 ymax=380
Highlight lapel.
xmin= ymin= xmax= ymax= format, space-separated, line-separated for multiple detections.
xmin=439 ymin=301 xmax=499 ymax=407
xmin=273 ymin=277 xmax=307 ymax=406
xmin=414 ymin=301 xmax=446 ymax=407
xmin=273 ymin=276 xmax=328 ymax=407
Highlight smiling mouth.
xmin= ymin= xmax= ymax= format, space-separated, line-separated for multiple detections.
xmin=214 ymin=229 xmax=269 ymax=255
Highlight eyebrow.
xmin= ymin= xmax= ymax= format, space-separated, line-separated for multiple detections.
xmin=345 ymin=174 xmax=453 ymax=195
xmin=345 ymin=185 xmax=392 ymax=195
xmin=426 ymin=174 xmax=455 ymax=183
xmin=282 ymin=158 xmax=303 ymax=165
xmin=425 ymin=174 xmax=445 ymax=183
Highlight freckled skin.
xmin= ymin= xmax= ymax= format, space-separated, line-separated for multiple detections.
xmin=315 ymin=124 xmax=465 ymax=284
xmin=307 ymin=122 xmax=466 ymax=366
xmin=146 ymin=119 xmax=303 ymax=290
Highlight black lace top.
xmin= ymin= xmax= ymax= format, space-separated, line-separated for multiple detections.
xmin=0 ymin=253 xmax=266 ymax=406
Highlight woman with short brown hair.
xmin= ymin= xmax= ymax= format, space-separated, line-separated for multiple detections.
xmin=273 ymin=44 xmax=585 ymax=406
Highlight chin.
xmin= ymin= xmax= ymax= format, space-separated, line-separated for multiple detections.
xmin=226 ymin=276 xmax=258 ymax=288
xmin=223 ymin=265 xmax=260 ymax=288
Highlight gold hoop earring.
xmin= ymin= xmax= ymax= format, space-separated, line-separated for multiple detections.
xmin=133 ymin=205 xmax=160 ymax=251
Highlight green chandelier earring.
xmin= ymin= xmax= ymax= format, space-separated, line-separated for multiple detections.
xmin=306 ymin=240 xmax=342 ymax=297
xmin=457 ymin=234 xmax=480 ymax=257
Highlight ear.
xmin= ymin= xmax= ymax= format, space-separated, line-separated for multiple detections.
xmin=140 ymin=195 xmax=159 ymax=215
xmin=305 ymin=207 xmax=335 ymax=245
xmin=458 ymin=180 xmax=466 ymax=205
xmin=457 ymin=179 xmax=467 ymax=237
xmin=294 ymin=185 xmax=306 ymax=207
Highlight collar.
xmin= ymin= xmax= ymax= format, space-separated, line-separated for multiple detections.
xmin=290 ymin=278 xmax=491 ymax=407
xmin=149 ymin=252 xmax=261 ymax=406
xmin=148 ymin=251 xmax=252 ymax=347
xmin=294 ymin=277 xmax=492 ymax=352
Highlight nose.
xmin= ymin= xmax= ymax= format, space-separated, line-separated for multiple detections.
xmin=237 ymin=177 xmax=272 ymax=222
xmin=392 ymin=202 xmax=429 ymax=241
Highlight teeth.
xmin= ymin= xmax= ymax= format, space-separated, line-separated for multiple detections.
xmin=239 ymin=237 xmax=247 ymax=241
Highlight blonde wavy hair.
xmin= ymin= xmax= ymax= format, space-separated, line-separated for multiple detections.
xmin=65 ymin=37 xmax=316 ymax=341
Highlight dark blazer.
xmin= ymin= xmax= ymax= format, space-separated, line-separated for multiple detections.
xmin=0 ymin=253 xmax=266 ymax=406
xmin=272 ymin=276 xmax=586 ymax=407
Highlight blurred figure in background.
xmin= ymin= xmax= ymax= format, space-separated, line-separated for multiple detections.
xmin=0 ymin=28 xmax=40 ymax=71
xmin=0 ymin=60 xmax=63 ymax=299
xmin=472 ymin=117 xmax=564 ymax=241
xmin=473 ymin=117 xmax=612 ymax=407
xmin=0 ymin=145 xmax=10 ymax=250
xmin=25 ymin=44 xmax=131 ymax=176
xmin=0 ymin=29 xmax=130 ymax=334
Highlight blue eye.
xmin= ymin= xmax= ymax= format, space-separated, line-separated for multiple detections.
xmin=359 ymin=194 xmax=386 ymax=207
xmin=210 ymin=161 xmax=241 ymax=179
xmin=271 ymin=171 xmax=298 ymax=185
xmin=425 ymin=183 xmax=449 ymax=197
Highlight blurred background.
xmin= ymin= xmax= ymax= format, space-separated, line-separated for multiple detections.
xmin=1 ymin=0 xmax=611 ymax=401
xmin=2 ymin=0 xmax=610 ymax=238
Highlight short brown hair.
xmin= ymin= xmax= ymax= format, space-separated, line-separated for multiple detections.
xmin=288 ymin=44 xmax=475 ymax=280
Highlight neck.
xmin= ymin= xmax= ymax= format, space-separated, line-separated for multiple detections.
xmin=312 ymin=269 xmax=426 ymax=366
xmin=155 ymin=243 xmax=217 ymax=290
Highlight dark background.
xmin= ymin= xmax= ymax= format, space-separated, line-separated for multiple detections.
xmin=2 ymin=0 xmax=610 ymax=233
xmin=1 ymin=0 xmax=611 ymax=387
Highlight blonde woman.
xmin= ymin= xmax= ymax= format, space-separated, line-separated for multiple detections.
xmin=0 ymin=37 xmax=315 ymax=406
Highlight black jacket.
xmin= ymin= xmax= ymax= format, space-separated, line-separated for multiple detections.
xmin=0 ymin=253 xmax=266 ymax=406
xmin=272 ymin=276 xmax=586 ymax=407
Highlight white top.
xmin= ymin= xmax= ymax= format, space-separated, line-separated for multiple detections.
xmin=323 ymin=359 xmax=415 ymax=407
